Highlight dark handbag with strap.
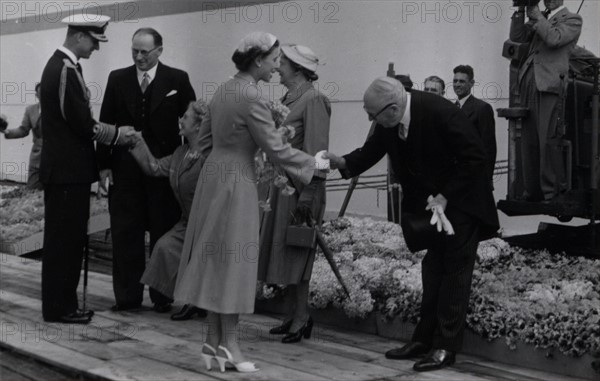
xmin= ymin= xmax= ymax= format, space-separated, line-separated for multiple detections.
xmin=400 ymin=211 xmax=439 ymax=253
xmin=286 ymin=224 xmax=317 ymax=248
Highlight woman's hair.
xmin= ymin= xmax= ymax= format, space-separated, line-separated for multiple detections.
xmin=284 ymin=55 xmax=319 ymax=82
xmin=189 ymin=99 xmax=209 ymax=125
xmin=231 ymin=40 xmax=280 ymax=72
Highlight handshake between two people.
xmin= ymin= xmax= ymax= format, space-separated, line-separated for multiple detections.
xmin=0 ymin=114 xmax=8 ymax=133
xmin=320 ymin=151 xmax=455 ymax=235
xmin=95 ymin=126 xmax=143 ymax=193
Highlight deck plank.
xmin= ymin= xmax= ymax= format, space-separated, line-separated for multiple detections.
xmin=0 ymin=254 xmax=591 ymax=381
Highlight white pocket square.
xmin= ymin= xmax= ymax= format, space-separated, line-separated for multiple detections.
xmin=166 ymin=90 xmax=178 ymax=97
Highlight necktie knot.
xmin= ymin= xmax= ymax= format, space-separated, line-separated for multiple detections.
xmin=141 ymin=73 xmax=150 ymax=93
xmin=542 ymin=9 xmax=551 ymax=19
xmin=398 ymin=123 xmax=406 ymax=140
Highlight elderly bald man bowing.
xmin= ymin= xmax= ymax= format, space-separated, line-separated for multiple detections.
xmin=326 ymin=77 xmax=499 ymax=372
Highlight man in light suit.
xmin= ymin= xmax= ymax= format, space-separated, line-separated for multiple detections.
xmin=97 ymin=28 xmax=196 ymax=313
xmin=452 ymin=65 xmax=497 ymax=183
xmin=0 ymin=83 xmax=43 ymax=189
xmin=510 ymin=0 xmax=582 ymax=201
xmin=326 ymin=77 xmax=499 ymax=372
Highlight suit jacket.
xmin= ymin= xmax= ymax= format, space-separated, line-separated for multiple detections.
xmin=343 ymin=91 xmax=499 ymax=237
xmin=9 ymin=103 xmax=43 ymax=169
xmin=97 ymin=62 xmax=196 ymax=169
xmin=510 ymin=7 xmax=582 ymax=94
xmin=39 ymin=50 xmax=98 ymax=184
xmin=461 ymin=95 xmax=496 ymax=181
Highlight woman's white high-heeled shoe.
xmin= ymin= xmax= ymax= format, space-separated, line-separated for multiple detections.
xmin=200 ymin=343 xmax=217 ymax=370
xmin=215 ymin=345 xmax=259 ymax=373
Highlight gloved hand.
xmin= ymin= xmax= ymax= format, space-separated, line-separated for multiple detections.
xmin=98 ymin=169 xmax=113 ymax=194
xmin=425 ymin=194 xmax=454 ymax=235
xmin=291 ymin=176 xmax=324 ymax=226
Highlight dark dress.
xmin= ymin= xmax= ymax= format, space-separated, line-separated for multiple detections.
xmin=257 ymin=82 xmax=331 ymax=284
xmin=131 ymin=141 xmax=206 ymax=299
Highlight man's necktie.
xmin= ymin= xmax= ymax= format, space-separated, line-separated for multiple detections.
xmin=455 ymin=100 xmax=461 ymax=108
xmin=542 ymin=9 xmax=551 ymax=19
xmin=398 ymin=123 xmax=406 ymax=140
xmin=76 ymin=63 xmax=83 ymax=75
xmin=140 ymin=72 xmax=149 ymax=93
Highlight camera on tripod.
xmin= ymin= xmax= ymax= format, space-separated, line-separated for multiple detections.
xmin=512 ymin=0 xmax=540 ymax=6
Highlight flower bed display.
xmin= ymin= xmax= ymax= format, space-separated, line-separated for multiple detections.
xmin=256 ymin=216 xmax=600 ymax=360
xmin=0 ymin=185 xmax=108 ymax=248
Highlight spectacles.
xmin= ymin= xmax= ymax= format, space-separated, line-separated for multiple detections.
xmin=424 ymin=87 xmax=443 ymax=94
xmin=131 ymin=46 xmax=161 ymax=57
xmin=365 ymin=103 xmax=396 ymax=121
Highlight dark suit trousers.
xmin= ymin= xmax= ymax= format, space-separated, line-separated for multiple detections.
xmin=519 ymin=67 xmax=565 ymax=200
xmin=411 ymin=208 xmax=480 ymax=352
xmin=42 ymin=183 xmax=90 ymax=320
xmin=109 ymin=153 xmax=180 ymax=306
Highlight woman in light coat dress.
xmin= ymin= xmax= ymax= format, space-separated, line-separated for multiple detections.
xmin=172 ymin=32 xmax=318 ymax=373
xmin=258 ymin=44 xmax=331 ymax=344
xmin=128 ymin=100 xmax=209 ymax=321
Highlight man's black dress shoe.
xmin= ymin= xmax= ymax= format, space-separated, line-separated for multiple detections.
xmin=413 ymin=349 xmax=456 ymax=372
xmin=385 ymin=342 xmax=430 ymax=360
xmin=111 ymin=303 xmax=142 ymax=312
xmin=44 ymin=312 xmax=91 ymax=324
xmin=153 ymin=303 xmax=172 ymax=313
xmin=77 ymin=309 xmax=94 ymax=318
xmin=170 ymin=304 xmax=206 ymax=320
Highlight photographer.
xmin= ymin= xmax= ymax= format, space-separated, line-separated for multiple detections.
xmin=510 ymin=0 xmax=582 ymax=201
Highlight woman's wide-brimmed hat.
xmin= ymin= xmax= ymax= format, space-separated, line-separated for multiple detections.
xmin=281 ymin=44 xmax=319 ymax=73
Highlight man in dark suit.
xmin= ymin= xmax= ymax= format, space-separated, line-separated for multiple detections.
xmin=97 ymin=28 xmax=196 ymax=313
xmin=453 ymin=65 xmax=497 ymax=183
xmin=39 ymin=15 xmax=134 ymax=324
xmin=510 ymin=0 xmax=582 ymax=201
xmin=326 ymin=77 xmax=499 ymax=371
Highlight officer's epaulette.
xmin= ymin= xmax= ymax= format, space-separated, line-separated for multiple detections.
xmin=59 ymin=58 xmax=89 ymax=119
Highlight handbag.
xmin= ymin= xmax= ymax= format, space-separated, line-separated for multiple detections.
xmin=286 ymin=225 xmax=317 ymax=249
xmin=400 ymin=211 xmax=440 ymax=253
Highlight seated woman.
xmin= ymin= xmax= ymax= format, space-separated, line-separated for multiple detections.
xmin=128 ymin=99 xmax=211 ymax=321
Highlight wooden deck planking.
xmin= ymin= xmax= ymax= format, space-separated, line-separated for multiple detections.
xmin=0 ymin=254 xmax=591 ymax=381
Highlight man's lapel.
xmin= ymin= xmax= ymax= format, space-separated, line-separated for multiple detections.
xmin=150 ymin=62 xmax=171 ymax=115
xmin=461 ymin=96 xmax=476 ymax=118
xmin=123 ymin=66 xmax=140 ymax=117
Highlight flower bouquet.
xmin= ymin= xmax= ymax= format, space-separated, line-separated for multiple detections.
xmin=256 ymin=100 xmax=296 ymax=211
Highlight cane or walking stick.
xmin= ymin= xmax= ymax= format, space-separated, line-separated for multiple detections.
xmin=315 ymin=230 xmax=351 ymax=298
xmin=83 ymin=231 xmax=89 ymax=313
xmin=338 ymin=176 xmax=358 ymax=218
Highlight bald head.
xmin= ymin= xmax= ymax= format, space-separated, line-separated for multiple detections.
xmin=363 ymin=77 xmax=407 ymax=127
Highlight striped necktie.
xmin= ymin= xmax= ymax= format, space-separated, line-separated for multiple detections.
xmin=140 ymin=72 xmax=150 ymax=93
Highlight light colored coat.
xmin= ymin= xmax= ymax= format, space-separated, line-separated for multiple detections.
xmin=173 ymin=73 xmax=315 ymax=314
xmin=510 ymin=7 xmax=582 ymax=94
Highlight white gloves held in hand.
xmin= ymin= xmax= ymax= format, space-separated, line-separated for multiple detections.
xmin=426 ymin=194 xmax=455 ymax=235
